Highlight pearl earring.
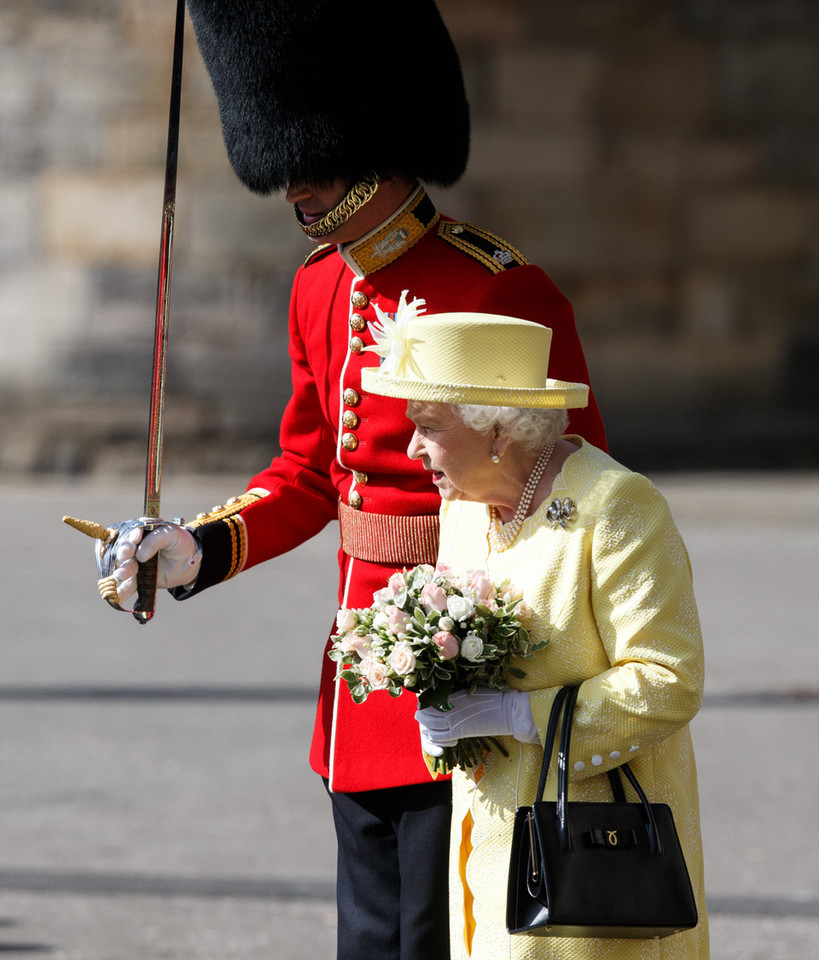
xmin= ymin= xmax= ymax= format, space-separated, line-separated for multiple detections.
xmin=491 ymin=453 xmax=500 ymax=463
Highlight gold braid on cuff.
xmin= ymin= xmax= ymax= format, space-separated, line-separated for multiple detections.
xmin=296 ymin=173 xmax=381 ymax=238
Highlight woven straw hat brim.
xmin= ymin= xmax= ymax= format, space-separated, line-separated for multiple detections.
xmin=361 ymin=367 xmax=589 ymax=409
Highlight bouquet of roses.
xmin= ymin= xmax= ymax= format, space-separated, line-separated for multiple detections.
xmin=329 ymin=563 xmax=546 ymax=772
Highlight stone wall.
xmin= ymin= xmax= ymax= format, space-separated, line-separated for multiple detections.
xmin=2 ymin=0 xmax=817 ymax=475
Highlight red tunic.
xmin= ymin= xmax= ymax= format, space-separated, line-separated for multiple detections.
xmin=180 ymin=188 xmax=606 ymax=792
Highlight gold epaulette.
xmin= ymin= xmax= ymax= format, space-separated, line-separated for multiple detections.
xmin=302 ymin=243 xmax=334 ymax=268
xmin=437 ymin=221 xmax=530 ymax=273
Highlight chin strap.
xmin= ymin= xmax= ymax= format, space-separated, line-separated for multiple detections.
xmin=295 ymin=172 xmax=380 ymax=238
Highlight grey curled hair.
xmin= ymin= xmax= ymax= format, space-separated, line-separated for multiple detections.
xmin=451 ymin=405 xmax=569 ymax=452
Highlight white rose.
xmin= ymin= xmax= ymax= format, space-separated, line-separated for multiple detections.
xmin=388 ymin=640 xmax=417 ymax=676
xmin=460 ymin=633 xmax=485 ymax=662
xmin=438 ymin=616 xmax=455 ymax=632
xmin=372 ymin=611 xmax=389 ymax=631
xmin=361 ymin=656 xmax=390 ymax=690
xmin=336 ymin=608 xmax=357 ymax=633
xmin=447 ymin=594 xmax=475 ymax=622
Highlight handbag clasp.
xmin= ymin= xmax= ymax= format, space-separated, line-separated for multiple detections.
xmin=527 ymin=811 xmax=539 ymax=882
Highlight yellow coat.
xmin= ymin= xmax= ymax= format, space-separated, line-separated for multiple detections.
xmin=437 ymin=439 xmax=709 ymax=960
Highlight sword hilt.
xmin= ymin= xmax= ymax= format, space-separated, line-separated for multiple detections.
xmin=133 ymin=552 xmax=158 ymax=624
xmin=132 ymin=519 xmax=159 ymax=623
xmin=63 ymin=515 xmax=165 ymax=621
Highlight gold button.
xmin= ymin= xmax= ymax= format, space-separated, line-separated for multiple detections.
xmin=349 ymin=336 xmax=365 ymax=354
xmin=354 ymin=471 xmax=369 ymax=485
xmin=349 ymin=313 xmax=366 ymax=332
xmin=348 ymin=491 xmax=363 ymax=509
xmin=452 ymin=225 xmax=464 ymax=235
xmin=343 ymin=388 xmax=360 ymax=406
xmin=342 ymin=410 xmax=360 ymax=429
xmin=341 ymin=432 xmax=359 ymax=451
xmin=351 ymin=291 xmax=369 ymax=309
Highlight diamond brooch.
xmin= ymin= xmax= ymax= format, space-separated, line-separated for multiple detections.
xmin=546 ymin=497 xmax=574 ymax=529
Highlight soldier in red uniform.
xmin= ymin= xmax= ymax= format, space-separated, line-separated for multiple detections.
xmin=105 ymin=2 xmax=607 ymax=958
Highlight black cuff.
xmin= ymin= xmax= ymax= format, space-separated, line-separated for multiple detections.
xmin=169 ymin=523 xmax=236 ymax=600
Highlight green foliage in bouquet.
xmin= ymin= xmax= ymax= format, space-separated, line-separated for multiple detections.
xmin=329 ymin=564 xmax=547 ymax=771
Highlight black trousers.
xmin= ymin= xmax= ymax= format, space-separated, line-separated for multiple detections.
xmin=324 ymin=778 xmax=452 ymax=960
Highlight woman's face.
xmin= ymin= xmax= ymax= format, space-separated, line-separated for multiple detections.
xmin=406 ymin=401 xmax=497 ymax=503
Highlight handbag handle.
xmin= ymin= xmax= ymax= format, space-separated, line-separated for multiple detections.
xmin=537 ymin=685 xmax=664 ymax=855
xmin=534 ymin=685 xmax=572 ymax=803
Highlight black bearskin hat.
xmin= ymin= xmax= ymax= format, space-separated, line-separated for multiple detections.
xmin=186 ymin=0 xmax=471 ymax=195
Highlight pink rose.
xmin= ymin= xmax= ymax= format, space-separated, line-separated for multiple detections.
xmin=420 ymin=581 xmax=448 ymax=613
xmin=502 ymin=582 xmax=524 ymax=604
xmin=432 ymin=631 xmax=459 ymax=660
xmin=387 ymin=606 xmax=412 ymax=636
xmin=342 ymin=634 xmax=372 ymax=658
xmin=386 ymin=572 xmax=406 ymax=597
xmin=470 ymin=572 xmax=495 ymax=603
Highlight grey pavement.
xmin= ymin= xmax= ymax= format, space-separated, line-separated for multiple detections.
xmin=1 ymin=471 xmax=818 ymax=959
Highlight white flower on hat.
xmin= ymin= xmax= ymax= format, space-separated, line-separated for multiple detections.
xmin=363 ymin=290 xmax=426 ymax=376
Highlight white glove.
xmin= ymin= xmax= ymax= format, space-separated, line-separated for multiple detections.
xmin=113 ymin=523 xmax=202 ymax=604
xmin=415 ymin=688 xmax=540 ymax=757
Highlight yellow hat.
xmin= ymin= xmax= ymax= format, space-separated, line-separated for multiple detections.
xmin=361 ymin=310 xmax=588 ymax=409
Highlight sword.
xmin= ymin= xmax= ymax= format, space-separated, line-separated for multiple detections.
xmin=133 ymin=0 xmax=186 ymax=623
xmin=63 ymin=0 xmax=186 ymax=624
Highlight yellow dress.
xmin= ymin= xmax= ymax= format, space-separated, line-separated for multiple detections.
xmin=437 ymin=439 xmax=709 ymax=960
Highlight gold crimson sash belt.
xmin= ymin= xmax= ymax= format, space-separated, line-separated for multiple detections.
xmin=338 ymin=500 xmax=439 ymax=566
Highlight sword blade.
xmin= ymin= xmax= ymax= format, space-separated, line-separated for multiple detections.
xmin=133 ymin=0 xmax=186 ymax=624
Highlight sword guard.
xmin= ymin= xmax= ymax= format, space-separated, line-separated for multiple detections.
xmin=64 ymin=515 xmax=176 ymax=622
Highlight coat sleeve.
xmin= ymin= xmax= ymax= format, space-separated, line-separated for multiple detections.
xmin=238 ymin=278 xmax=340 ymax=569
xmin=472 ymin=265 xmax=607 ymax=452
xmin=529 ymin=473 xmax=704 ymax=779
xmin=170 ymin=278 xmax=339 ymax=597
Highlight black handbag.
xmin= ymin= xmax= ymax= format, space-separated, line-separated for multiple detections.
xmin=507 ymin=685 xmax=698 ymax=939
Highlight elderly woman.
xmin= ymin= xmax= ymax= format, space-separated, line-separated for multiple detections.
xmin=361 ymin=312 xmax=708 ymax=960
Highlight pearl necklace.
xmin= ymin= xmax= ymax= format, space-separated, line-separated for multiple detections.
xmin=488 ymin=439 xmax=556 ymax=552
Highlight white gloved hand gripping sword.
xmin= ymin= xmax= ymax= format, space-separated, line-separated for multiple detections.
xmin=62 ymin=0 xmax=187 ymax=624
